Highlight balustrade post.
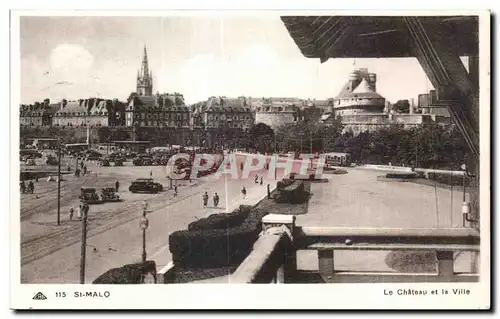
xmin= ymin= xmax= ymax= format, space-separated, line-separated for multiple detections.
xmin=262 ymin=214 xmax=296 ymax=283
xmin=318 ymin=250 xmax=335 ymax=280
xmin=436 ymin=251 xmax=454 ymax=279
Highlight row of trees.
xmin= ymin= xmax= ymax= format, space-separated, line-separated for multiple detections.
xmin=240 ymin=120 xmax=469 ymax=170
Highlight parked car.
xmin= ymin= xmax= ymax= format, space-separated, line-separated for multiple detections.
xmin=79 ymin=187 xmax=101 ymax=204
xmin=86 ymin=150 xmax=103 ymax=161
xmin=114 ymin=158 xmax=125 ymax=166
xmin=45 ymin=155 xmax=58 ymax=166
xmin=101 ymin=158 xmax=110 ymax=167
xmin=133 ymin=155 xmax=153 ymax=166
xmin=129 ymin=178 xmax=163 ymax=194
xmin=100 ymin=188 xmax=121 ymax=202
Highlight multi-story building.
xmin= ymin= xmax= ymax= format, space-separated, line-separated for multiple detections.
xmin=125 ymin=93 xmax=190 ymax=127
xmin=192 ymin=96 xmax=254 ymax=130
xmin=254 ymin=97 xmax=324 ymax=131
xmin=20 ymin=99 xmax=59 ymax=126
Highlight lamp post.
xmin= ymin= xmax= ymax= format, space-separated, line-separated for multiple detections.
xmin=57 ymin=139 xmax=62 ymax=226
xmin=299 ymin=133 xmax=304 ymax=154
xmin=79 ymin=204 xmax=89 ymax=284
xmin=140 ymin=201 xmax=150 ymax=264
xmin=461 ymin=163 xmax=467 ymax=202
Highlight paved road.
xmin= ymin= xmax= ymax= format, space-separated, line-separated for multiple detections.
xmin=296 ymin=167 xmax=473 ymax=273
xmin=20 ymin=154 xmax=473 ymax=283
xmin=20 ymin=154 xmax=277 ymax=283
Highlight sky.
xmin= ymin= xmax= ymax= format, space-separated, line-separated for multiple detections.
xmin=19 ymin=15 xmax=467 ymax=105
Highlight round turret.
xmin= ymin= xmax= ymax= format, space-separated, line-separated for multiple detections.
xmin=348 ymin=72 xmax=360 ymax=82
xmin=368 ymin=73 xmax=377 ymax=84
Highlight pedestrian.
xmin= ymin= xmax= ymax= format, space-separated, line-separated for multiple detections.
xmin=76 ymin=205 xmax=82 ymax=220
xmin=20 ymin=181 xmax=26 ymax=194
xmin=260 ymin=176 xmax=263 ymax=185
xmin=241 ymin=186 xmax=247 ymax=200
xmin=202 ymin=192 xmax=209 ymax=208
xmin=82 ymin=204 xmax=90 ymax=219
xmin=254 ymin=175 xmax=258 ymax=184
xmin=28 ymin=181 xmax=34 ymax=194
xmin=174 ymin=185 xmax=178 ymax=197
xmin=213 ymin=192 xmax=219 ymax=208
xmin=35 ymin=176 xmax=39 ymax=182
xmin=267 ymin=184 xmax=271 ymax=199
xmin=240 ymin=162 xmax=244 ymax=171
xmin=69 ymin=207 xmax=74 ymax=221
xmin=115 ymin=180 xmax=120 ymax=192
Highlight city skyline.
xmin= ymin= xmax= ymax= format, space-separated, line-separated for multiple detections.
xmin=20 ymin=16 xmax=468 ymax=105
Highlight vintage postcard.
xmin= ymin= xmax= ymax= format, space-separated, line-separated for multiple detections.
xmin=10 ymin=9 xmax=490 ymax=310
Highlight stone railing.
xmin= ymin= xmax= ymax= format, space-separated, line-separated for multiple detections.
xmin=229 ymin=216 xmax=480 ymax=284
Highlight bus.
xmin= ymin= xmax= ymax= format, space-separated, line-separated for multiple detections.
xmin=324 ymin=152 xmax=351 ymax=168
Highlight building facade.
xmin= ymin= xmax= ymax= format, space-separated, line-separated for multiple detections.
xmin=125 ymin=93 xmax=190 ymax=128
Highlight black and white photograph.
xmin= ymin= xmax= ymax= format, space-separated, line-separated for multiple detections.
xmin=9 ymin=9 xmax=490 ymax=310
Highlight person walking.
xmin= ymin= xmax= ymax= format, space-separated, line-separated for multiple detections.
xmin=69 ymin=207 xmax=74 ymax=221
xmin=202 ymin=192 xmax=209 ymax=208
xmin=260 ymin=176 xmax=263 ymax=185
xmin=213 ymin=192 xmax=219 ymax=208
xmin=241 ymin=186 xmax=247 ymax=200
xmin=115 ymin=180 xmax=120 ymax=192
xmin=28 ymin=181 xmax=34 ymax=194
xmin=267 ymin=184 xmax=271 ymax=199
xmin=254 ymin=175 xmax=259 ymax=184
xmin=76 ymin=205 xmax=82 ymax=220
xmin=174 ymin=185 xmax=178 ymax=197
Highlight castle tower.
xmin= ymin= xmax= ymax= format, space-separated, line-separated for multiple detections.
xmin=136 ymin=46 xmax=153 ymax=96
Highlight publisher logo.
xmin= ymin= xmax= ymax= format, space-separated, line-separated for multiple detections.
xmin=32 ymin=292 xmax=47 ymax=300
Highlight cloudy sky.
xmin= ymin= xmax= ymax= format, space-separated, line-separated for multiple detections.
xmin=19 ymin=15 xmax=463 ymax=105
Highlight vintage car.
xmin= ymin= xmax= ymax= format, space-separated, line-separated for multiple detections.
xmin=114 ymin=158 xmax=125 ymax=166
xmin=79 ymin=187 xmax=101 ymax=204
xmin=45 ymin=155 xmax=58 ymax=166
xmin=86 ymin=150 xmax=103 ymax=161
xmin=133 ymin=155 xmax=153 ymax=166
xmin=101 ymin=158 xmax=110 ymax=167
xmin=129 ymin=178 xmax=163 ymax=194
xmin=100 ymin=188 xmax=121 ymax=202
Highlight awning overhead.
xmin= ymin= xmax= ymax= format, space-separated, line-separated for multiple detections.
xmin=281 ymin=16 xmax=478 ymax=61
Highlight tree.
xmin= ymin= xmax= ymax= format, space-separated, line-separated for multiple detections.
xmin=248 ymin=123 xmax=274 ymax=139
xmin=392 ymin=99 xmax=410 ymax=113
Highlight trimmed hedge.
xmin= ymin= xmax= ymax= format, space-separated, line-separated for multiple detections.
xmin=188 ymin=205 xmax=251 ymax=231
xmin=427 ymin=172 xmax=472 ymax=187
xmin=93 ymin=260 xmax=157 ymax=284
xmin=275 ymin=180 xmax=307 ymax=204
xmin=169 ymin=207 xmax=269 ymax=268
xmin=386 ymin=172 xmax=417 ymax=179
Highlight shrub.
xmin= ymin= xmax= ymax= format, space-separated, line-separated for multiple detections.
xmin=427 ymin=172 xmax=471 ymax=187
xmin=187 ymin=205 xmax=252 ymax=231
xmin=386 ymin=173 xmax=417 ymax=179
xmin=169 ymin=208 xmax=269 ymax=268
xmin=93 ymin=260 xmax=156 ymax=284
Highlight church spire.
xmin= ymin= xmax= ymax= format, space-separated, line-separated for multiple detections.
xmin=136 ymin=45 xmax=153 ymax=96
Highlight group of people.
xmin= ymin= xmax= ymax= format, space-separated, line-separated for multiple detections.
xmin=68 ymin=203 xmax=90 ymax=221
xmin=20 ymin=180 xmax=35 ymax=194
xmin=202 ymin=191 xmax=220 ymax=208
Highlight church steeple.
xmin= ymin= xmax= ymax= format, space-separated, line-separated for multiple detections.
xmin=137 ymin=45 xmax=153 ymax=96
